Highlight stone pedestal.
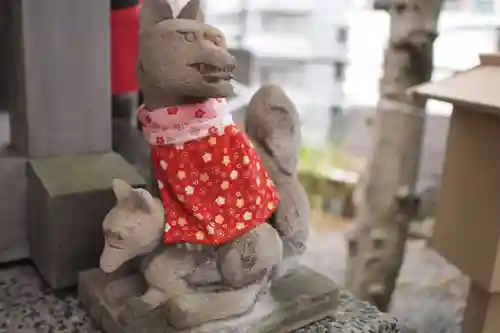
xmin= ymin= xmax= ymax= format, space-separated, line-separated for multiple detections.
xmin=79 ymin=265 xmax=339 ymax=333
xmin=27 ymin=153 xmax=145 ymax=288
xmin=79 ymin=265 xmax=409 ymax=333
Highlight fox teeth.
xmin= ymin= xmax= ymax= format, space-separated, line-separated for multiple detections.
xmin=194 ymin=63 xmax=232 ymax=75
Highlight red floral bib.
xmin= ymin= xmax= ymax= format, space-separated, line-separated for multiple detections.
xmin=139 ymin=98 xmax=279 ymax=245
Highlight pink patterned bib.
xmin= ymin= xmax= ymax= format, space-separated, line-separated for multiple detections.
xmin=138 ymin=98 xmax=234 ymax=146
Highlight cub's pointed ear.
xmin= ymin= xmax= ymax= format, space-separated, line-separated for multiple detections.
xmin=196 ymin=9 xmax=205 ymax=22
xmin=131 ymin=189 xmax=157 ymax=215
xmin=140 ymin=0 xmax=174 ymax=30
xmin=177 ymin=0 xmax=201 ymax=20
xmin=112 ymin=179 xmax=134 ymax=202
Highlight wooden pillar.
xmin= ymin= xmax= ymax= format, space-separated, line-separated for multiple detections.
xmin=10 ymin=0 xmax=112 ymax=157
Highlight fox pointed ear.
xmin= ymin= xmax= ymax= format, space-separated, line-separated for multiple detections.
xmin=112 ymin=179 xmax=134 ymax=202
xmin=140 ymin=0 xmax=174 ymax=30
xmin=131 ymin=189 xmax=157 ymax=215
xmin=177 ymin=0 xmax=201 ymax=20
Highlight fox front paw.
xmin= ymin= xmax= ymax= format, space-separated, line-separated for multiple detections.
xmin=118 ymin=297 xmax=156 ymax=325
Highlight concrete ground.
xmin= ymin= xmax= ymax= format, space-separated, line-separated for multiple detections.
xmin=303 ymin=215 xmax=467 ymax=333
xmin=0 ymin=214 xmax=467 ymax=333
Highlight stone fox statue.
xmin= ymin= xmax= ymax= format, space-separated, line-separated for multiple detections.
xmin=99 ymin=0 xmax=310 ymax=328
xmin=100 ymin=178 xmax=283 ymax=327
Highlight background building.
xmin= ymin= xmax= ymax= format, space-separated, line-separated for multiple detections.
xmin=204 ymin=0 xmax=351 ymax=147
xmin=363 ymin=0 xmax=500 ymax=13
xmin=444 ymin=0 xmax=499 ymax=12
xmin=204 ymin=0 xmax=500 ymax=187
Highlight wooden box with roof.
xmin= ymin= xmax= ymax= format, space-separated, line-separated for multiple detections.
xmin=411 ymin=53 xmax=500 ymax=333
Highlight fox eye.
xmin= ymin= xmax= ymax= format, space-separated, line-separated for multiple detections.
xmin=105 ymin=231 xmax=124 ymax=242
xmin=124 ymin=225 xmax=135 ymax=232
xmin=138 ymin=61 xmax=146 ymax=73
xmin=178 ymin=31 xmax=197 ymax=42
xmin=213 ymin=35 xmax=222 ymax=46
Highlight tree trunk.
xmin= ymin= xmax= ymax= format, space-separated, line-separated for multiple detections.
xmin=345 ymin=0 xmax=443 ymax=312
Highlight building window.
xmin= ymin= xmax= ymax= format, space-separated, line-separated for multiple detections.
xmin=334 ymin=62 xmax=345 ymax=82
xmin=330 ymin=106 xmax=342 ymax=116
xmin=259 ymin=64 xmax=306 ymax=88
xmin=337 ymin=27 xmax=348 ymax=44
xmin=373 ymin=0 xmax=390 ymax=10
xmin=475 ymin=0 xmax=494 ymax=12
xmin=261 ymin=13 xmax=307 ymax=34
xmin=443 ymin=0 xmax=460 ymax=10
xmin=329 ymin=106 xmax=345 ymax=143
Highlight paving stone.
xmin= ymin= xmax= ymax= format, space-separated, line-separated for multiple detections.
xmin=0 ymin=236 xmax=444 ymax=333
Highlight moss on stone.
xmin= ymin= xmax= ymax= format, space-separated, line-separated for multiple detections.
xmin=30 ymin=152 xmax=145 ymax=196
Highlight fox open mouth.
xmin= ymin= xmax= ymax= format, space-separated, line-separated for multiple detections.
xmin=189 ymin=63 xmax=235 ymax=83
xmin=107 ymin=243 xmax=125 ymax=250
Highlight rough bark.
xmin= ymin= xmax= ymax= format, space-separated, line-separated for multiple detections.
xmin=345 ymin=0 xmax=443 ymax=312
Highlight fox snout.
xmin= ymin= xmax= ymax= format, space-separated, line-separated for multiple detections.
xmin=100 ymin=244 xmax=133 ymax=273
xmin=190 ymin=49 xmax=236 ymax=79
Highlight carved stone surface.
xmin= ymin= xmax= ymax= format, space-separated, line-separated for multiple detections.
xmin=91 ymin=0 xmax=314 ymax=328
xmin=79 ymin=265 xmax=339 ymax=333
xmin=245 ymin=84 xmax=310 ymax=261
xmin=27 ymin=152 xmax=146 ymax=288
xmin=85 ymin=0 xmax=326 ymax=330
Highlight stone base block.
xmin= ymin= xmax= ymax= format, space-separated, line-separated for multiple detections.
xmin=79 ymin=265 xmax=339 ymax=333
xmin=0 ymin=147 xmax=28 ymax=263
xmin=27 ymin=152 xmax=145 ymax=289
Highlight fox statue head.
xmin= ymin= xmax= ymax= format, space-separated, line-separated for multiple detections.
xmin=138 ymin=0 xmax=236 ymax=109
xmin=100 ymin=179 xmax=164 ymax=273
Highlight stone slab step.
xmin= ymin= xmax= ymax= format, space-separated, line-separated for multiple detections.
xmin=79 ymin=265 xmax=339 ymax=333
